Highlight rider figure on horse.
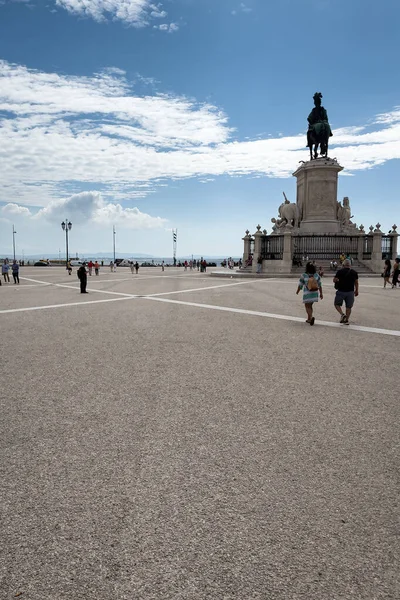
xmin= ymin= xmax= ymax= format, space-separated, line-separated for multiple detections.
xmin=307 ymin=92 xmax=333 ymax=159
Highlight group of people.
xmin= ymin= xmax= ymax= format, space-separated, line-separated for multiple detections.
xmin=297 ymin=259 xmax=359 ymax=326
xmin=1 ymin=259 xmax=20 ymax=285
xmin=382 ymin=258 xmax=400 ymax=288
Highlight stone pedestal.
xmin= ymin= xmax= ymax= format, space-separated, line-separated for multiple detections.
xmin=242 ymin=231 xmax=251 ymax=265
xmin=252 ymin=226 xmax=263 ymax=273
xmin=293 ymin=158 xmax=343 ymax=233
xmin=389 ymin=231 xmax=398 ymax=261
xmin=371 ymin=230 xmax=383 ymax=273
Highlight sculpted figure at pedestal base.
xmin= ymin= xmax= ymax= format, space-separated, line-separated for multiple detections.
xmin=337 ymin=196 xmax=357 ymax=231
xmin=278 ymin=196 xmax=300 ymax=228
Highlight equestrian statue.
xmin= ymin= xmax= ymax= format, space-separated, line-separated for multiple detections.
xmin=307 ymin=92 xmax=332 ymax=160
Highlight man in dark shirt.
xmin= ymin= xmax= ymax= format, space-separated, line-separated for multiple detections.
xmin=333 ymin=259 xmax=359 ymax=324
xmin=77 ymin=263 xmax=88 ymax=294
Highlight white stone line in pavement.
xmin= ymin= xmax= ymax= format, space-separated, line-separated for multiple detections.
xmin=264 ymin=278 xmax=388 ymax=289
xmin=0 ymin=296 xmax=135 ymax=315
xmin=144 ymin=296 xmax=400 ymax=338
xmin=144 ymin=279 xmax=273 ymax=297
xmin=20 ymin=277 xmax=137 ymax=298
xmin=0 ymin=283 xmax=52 ymax=288
xmin=21 ymin=276 xmax=268 ymax=300
xmin=20 ymin=277 xmax=54 ymax=286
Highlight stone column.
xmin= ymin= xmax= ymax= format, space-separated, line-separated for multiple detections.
xmin=282 ymin=230 xmax=293 ymax=272
xmin=389 ymin=225 xmax=398 ymax=260
xmin=252 ymin=225 xmax=263 ymax=273
xmin=357 ymin=232 xmax=365 ymax=262
xmin=242 ymin=230 xmax=251 ymax=266
xmin=371 ymin=226 xmax=383 ymax=273
xmin=293 ymin=158 xmax=343 ymax=233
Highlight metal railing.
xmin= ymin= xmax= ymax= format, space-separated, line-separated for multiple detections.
xmin=292 ymin=234 xmax=359 ymax=261
xmin=261 ymin=236 xmax=283 ymax=260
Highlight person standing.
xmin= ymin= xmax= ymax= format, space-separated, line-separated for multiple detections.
xmin=110 ymin=261 xmax=114 ymax=272
xmin=135 ymin=261 xmax=139 ymax=274
xmin=161 ymin=261 xmax=165 ymax=272
xmin=256 ymin=256 xmax=263 ymax=274
xmin=333 ymin=258 xmax=359 ymax=325
xmin=392 ymin=258 xmax=400 ymax=288
xmin=94 ymin=261 xmax=99 ymax=276
xmin=2 ymin=260 xmax=10 ymax=283
xmin=88 ymin=260 xmax=93 ymax=276
xmin=113 ymin=262 xmax=117 ymax=273
xmin=67 ymin=260 xmax=72 ymax=275
xmin=382 ymin=259 xmax=391 ymax=288
xmin=77 ymin=263 xmax=88 ymax=293
xmin=296 ymin=262 xmax=323 ymax=326
xmin=12 ymin=260 xmax=20 ymax=284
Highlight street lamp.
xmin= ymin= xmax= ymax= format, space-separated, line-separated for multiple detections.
xmin=61 ymin=220 xmax=72 ymax=264
xmin=12 ymin=225 xmax=17 ymax=262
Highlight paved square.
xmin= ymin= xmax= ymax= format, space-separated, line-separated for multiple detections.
xmin=1 ymin=267 xmax=399 ymax=599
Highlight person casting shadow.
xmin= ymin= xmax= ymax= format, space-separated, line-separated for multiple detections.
xmin=77 ymin=263 xmax=88 ymax=293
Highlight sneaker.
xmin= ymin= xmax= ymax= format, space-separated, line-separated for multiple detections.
xmin=343 ymin=316 xmax=349 ymax=325
xmin=340 ymin=314 xmax=346 ymax=323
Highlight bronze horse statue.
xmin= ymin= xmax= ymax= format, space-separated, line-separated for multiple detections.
xmin=307 ymin=92 xmax=333 ymax=160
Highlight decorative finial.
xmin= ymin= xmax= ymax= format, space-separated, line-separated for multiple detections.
xmin=256 ymin=224 xmax=261 ymax=232
xmin=392 ymin=224 xmax=397 ymax=232
xmin=263 ymin=229 xmax=267 ymax=235
xmin=359 ymin=224 xmax=365 ymax=232
xmin=374 ymin=223 xmax=381 ymax=232
xmin=369 ymin=225 xmax=374 ymax=233
xmin=245 ymin=229 xmax=249 ymax=236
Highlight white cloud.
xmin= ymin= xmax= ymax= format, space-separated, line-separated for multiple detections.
xmin=55 ymin=0 xmax=151 ymax=25
xmin=35 ymin=191 xmax=167 ymax=229
xmin=1 ymin=203 xmax=32 ymax=217
xmin=232 ymin=3 xmax=252 ymax=15
xmin=53 ymin=0 xmax=174 ymax=27
xmin=153 ymin=22 xmax=179 ymax=32
xmin=1 ymin=61 xmax=400 ymax=210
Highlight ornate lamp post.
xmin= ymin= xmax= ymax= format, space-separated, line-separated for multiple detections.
xmin=61 ymin=220 xmax=72 ymax=264
xmin=12 ymin=224 xmax=17 ymax=262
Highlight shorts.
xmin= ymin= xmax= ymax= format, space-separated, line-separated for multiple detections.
xmin=334 ymin=290 xmax=355 ymax=309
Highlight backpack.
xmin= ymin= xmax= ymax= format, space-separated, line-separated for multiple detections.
xmin=307 ymin=275 xmax=319 ymax=291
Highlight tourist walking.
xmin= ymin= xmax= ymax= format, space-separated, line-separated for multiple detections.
xmin=12 ymin=260 xmax=20 ymax=284
xmin=296 ymin=262 xmax=323 ymax=326
xmin=88 ymin=260 xmax=93 ymax=276
xmin=67 ymin=260 xmax=72 ymax=275
xmin=2 ymin=260 xmax=10 ymax=283
xmin=110 ymin=261 xmax=114 ymax=272
xmin=161 ymin=261 xmax=165 ymax=272
xmin=382 ymin=259 xmax=391 ymax=288
xmin=392 ymin=258 xmax=400 ymax=288
xmin=135 ymin=261 xmax=139 ymax=274
xmin=333 ymin=258 xmax=359 ymax=325
xmin=94 ymin=261 xmax=99 ymax=276
xmin=256 ymin=256 xmax=263 ymax=274
xmin=77 ymin=263 xmax=88 ymax=293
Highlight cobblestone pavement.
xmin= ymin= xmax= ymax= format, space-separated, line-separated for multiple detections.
xmin=1 ymin=267 xmax=399 ymax=599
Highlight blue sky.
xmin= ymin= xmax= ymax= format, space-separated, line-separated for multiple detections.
xmin=0 ymin=0 xmax=399 ymax=258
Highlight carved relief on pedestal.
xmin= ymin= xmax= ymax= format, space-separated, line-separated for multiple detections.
xmin=306 ymin=180 xmax=335 ymax=218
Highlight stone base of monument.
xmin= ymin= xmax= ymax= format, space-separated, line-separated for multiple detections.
xmin=294 ymin=158 xmax=343 ymax=234
xmin=239 ymin=158 xmax=398 ymax=276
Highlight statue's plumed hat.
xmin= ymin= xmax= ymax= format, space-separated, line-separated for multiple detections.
xmin=313 ymin=92 xmax=323 ymax=100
